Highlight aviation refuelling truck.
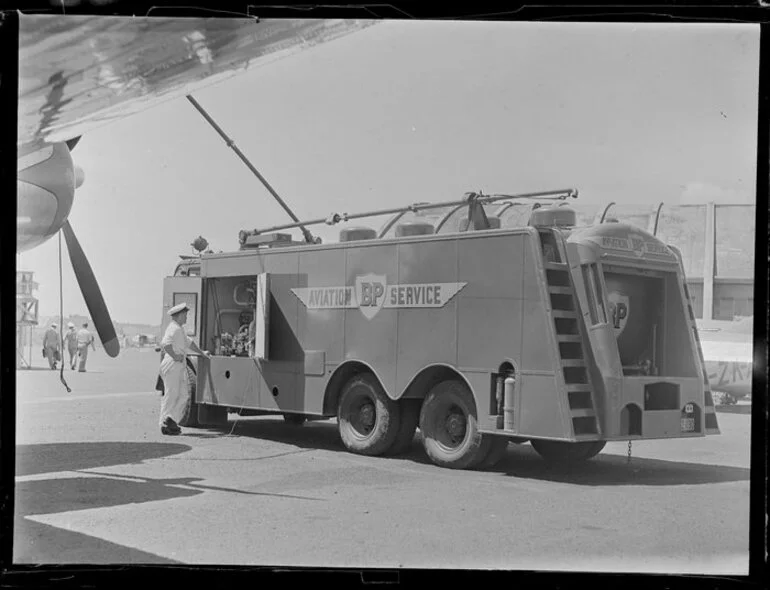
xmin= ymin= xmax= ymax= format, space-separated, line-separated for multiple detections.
xmin=157 ymin=189 xmax=719 ymax=469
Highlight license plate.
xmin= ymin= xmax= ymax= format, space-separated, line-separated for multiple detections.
xmin=681 ymin=417 xmax=695 ymax=432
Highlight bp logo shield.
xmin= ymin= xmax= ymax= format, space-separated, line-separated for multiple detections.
xmin=355 ymin=273 xmax=387 ymax=320
xmin=607 ymin=291 xmax=630 ymax=336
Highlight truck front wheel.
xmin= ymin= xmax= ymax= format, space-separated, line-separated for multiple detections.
xmin=419 ymin=380 xmax=488 ymax=469
xmin=530 ymin=440 xmax=606 ymax=463
xmin=337 ymin=374 xmax=401 ymax=456
xmin=178 ymin=365 xmax=200 ymax=427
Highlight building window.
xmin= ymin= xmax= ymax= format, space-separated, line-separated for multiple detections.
xmin=715 ymin=205 xmax=755 ymax=279
xmin=656 ymin=205 xmax=707 ymax=279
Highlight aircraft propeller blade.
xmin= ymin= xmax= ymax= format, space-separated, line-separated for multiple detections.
xmin=61 ymin=220 xmax=120 ymax=357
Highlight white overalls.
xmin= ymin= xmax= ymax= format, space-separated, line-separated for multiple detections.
xmin=159 ymin=320 xmax=193 ymax=426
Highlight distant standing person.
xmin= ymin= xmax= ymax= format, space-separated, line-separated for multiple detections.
xmin=63 ymin=322 xmax=78 ymax=369
xmin=76 ymin=322 xmax=96 ymax=372
xmin=43 ymin=323 xmax=60 ymax=370
xmin=159 ymin=302 xmax=210 ymax=435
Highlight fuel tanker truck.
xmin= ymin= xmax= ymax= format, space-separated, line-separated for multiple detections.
xmin=157 ymin=188 xmax=719 ymax=470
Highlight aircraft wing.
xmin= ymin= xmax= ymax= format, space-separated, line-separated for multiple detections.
xmin=19 ymin=15 xmax=375 ymax=153
xmin=697 ymin=321 xmax=754 ymax=400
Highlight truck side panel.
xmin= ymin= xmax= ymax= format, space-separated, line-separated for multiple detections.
xmin=296 ymin=248 xmax=346 ymax=413
xmin=344 ymin=243 xmax=399 ymax=395
xmin=261 ymin=254 xmax=301 ymax=410
xmin=395 ymin=239 xmax=459 ymax=395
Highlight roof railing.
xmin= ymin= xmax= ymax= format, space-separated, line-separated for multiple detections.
xmin=239 ymin=188 xmax=578 ymax=245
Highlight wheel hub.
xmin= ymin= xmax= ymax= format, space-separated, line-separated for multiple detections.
xmin=359 ymin=402 xmax=375 ymax=429
xmin=445 ymin=411 xmax=466 ymax=439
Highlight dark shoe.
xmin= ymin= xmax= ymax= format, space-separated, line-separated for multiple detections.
xmin=161 ymin=426 xmax=181 ymax=435
xmin=161 ymin=418 xmax=182 ymax=434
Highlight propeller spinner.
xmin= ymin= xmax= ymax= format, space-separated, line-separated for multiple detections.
xmin=17 ymin=139 xmax=120 ymax=357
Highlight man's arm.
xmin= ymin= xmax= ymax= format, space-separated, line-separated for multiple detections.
xmin=162 ymin=343 xmax=183 ymax=362
xmin=187 ymin=339 xmax=210 ymax=358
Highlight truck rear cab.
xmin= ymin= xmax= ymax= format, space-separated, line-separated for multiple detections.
xmin=551 ymin=221 xmax=720 ymax=441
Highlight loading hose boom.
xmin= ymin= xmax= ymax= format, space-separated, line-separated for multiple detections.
xmin=239 ymin=188 xmax=578 ymax=243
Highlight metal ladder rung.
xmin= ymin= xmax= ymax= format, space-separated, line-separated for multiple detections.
xmin=566 ymin=383 xmax=592 ymax=392
xmin=548 ymin=286 xmax=574 ymax=295
xmin=561 ymin=359 xmax=587 ymax=367
xmin=558 ymin=335 xmax=582 ymax=342
xmin=570 ymin=408 xmax=596 ymax=418
xmin=552 ymin=310 xmax=578 ymax=318
xmin=544 ymin=262 xmax=569 ymax=272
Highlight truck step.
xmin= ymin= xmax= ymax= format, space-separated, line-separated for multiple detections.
xmin=569 ymin=408 xmax=596 ymax=418
xmin=544 ymin=262 xmax=569 ymax=272
xmin=557 ymin=334 xmax=583 ymax=342
xmin=573 ymin=433 xmax=601 ymax=442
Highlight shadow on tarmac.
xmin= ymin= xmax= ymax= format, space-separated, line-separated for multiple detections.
xmin=15 ymin=441 xmax=192 ymax=476
xmin=487 ymin=445 xmax=751 ymax=486
xmin=14 ymin=441 xmax=194 ymax=564
xmin=211 ymin=417 xmax=750 ymax=487
xmin=13 ymin=440 xmax=326 ymax=564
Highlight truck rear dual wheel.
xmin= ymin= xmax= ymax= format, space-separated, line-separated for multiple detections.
xmin=419 ymin=380 xmax=488 ymax=469
xmin=530 ymin=439 xmax=606 ymax=463
xmin=387 ymin=398 xmax=421 ymax=456
xmin=283 ymin=414 xmax=307 ymax=426
xmin=476 ymin=435 xmax=509 ymax=469
xmin=338 ymin=374 xmax=401 ymax=456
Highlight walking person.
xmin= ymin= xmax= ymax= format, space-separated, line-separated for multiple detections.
xmin=76 ymin=322 xmax=96 ymax=372
xmin=63 ymin=322 xmax=78 ymax=369
xmin=42 ymin=323 xmax=61 ymax=370
xmin=159 ymin=302 xmax=210 ymax=435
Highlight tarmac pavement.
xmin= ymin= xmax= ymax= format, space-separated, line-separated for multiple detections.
xmin=13 ymin=347 xmax=752 ymax=572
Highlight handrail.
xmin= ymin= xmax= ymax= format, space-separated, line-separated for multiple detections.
xmin=650 ymin=201 xmax=665 ymax=236
xmin=597 ymin=201 xmax=616 ymax=224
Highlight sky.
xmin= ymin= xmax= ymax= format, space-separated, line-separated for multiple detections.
xmin=17 ymin=20 xmax=759 ymax=326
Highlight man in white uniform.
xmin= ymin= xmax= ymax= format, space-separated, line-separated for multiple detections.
xmin=76 ymin=322 xmax=96 ymax=372
xmin=159 ymin=302 xmax=210 ymax=435
xmin=63 ymin=322 xmax=78 ymax=369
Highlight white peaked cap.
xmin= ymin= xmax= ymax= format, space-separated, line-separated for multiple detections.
xmin=168 ymin=302 xmax=189 ymax=317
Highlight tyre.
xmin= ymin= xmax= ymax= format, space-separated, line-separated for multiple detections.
xmin=387 ymin=398 xmax=421 ymax=456
xmin=337 ymin=374 xmax=401 ymax=456
xmin=284 ymin=414 xmax=307 ymax=426
xmin=178 ymin=364 xmax=200 ymax=427
xmin=476 ymin=435 xmax=509 ymax=469
xmin=530 ymin=439 xmax=606 ymax=463
xmin=419 ymin=380 xmax=487 ymax=469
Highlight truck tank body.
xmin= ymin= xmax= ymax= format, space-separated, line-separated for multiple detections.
xmin=194 ymin=228 xmax=575 ymax=439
